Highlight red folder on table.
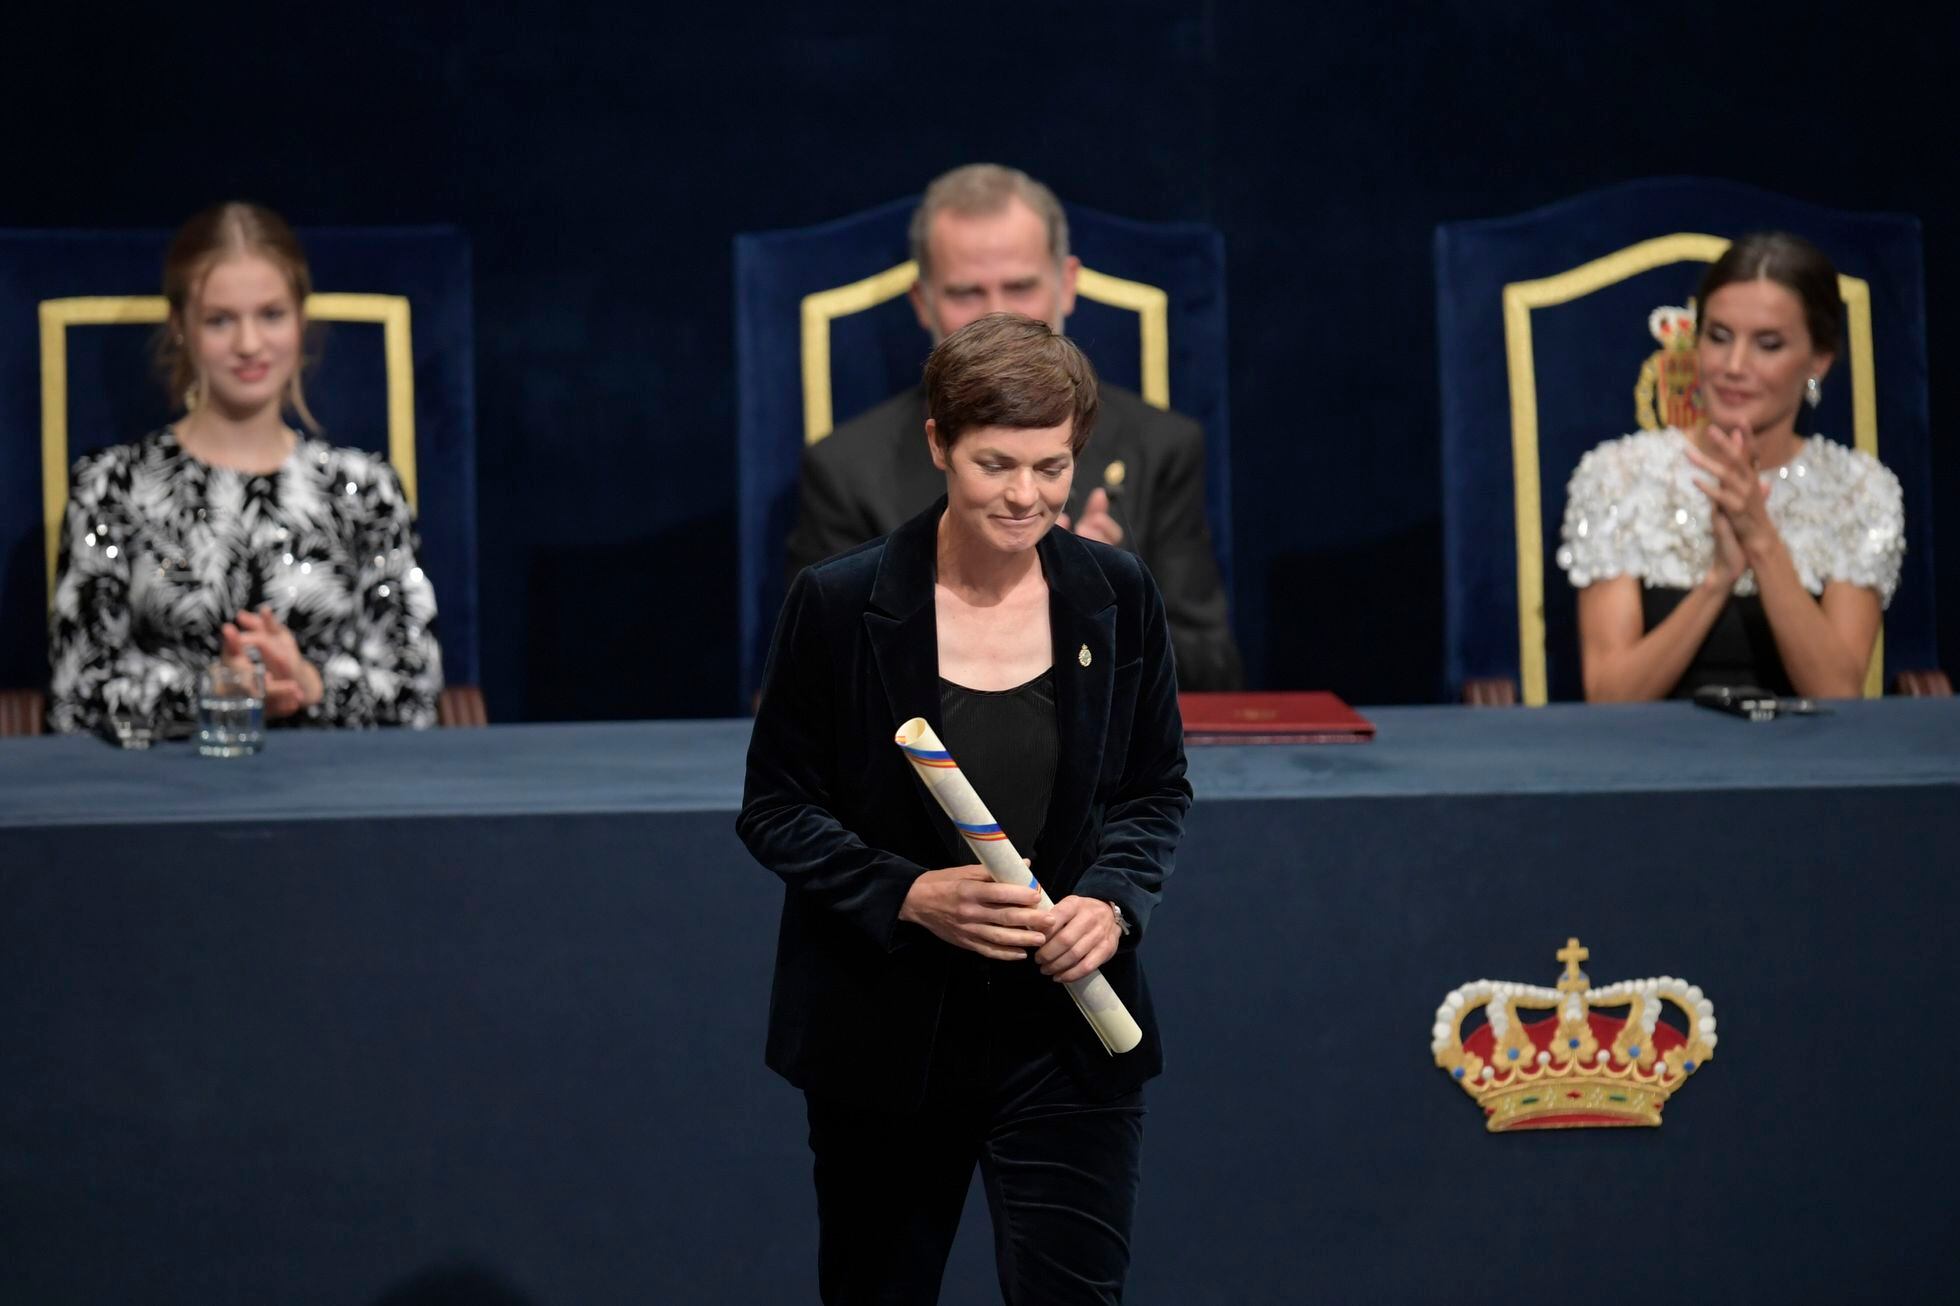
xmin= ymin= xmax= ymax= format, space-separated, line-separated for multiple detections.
xmin=1178 ymin=692 xmax=1375 ymax=744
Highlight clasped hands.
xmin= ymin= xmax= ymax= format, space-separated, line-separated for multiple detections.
xmin=219 ymin=605 xmax=324 ymax=719
xmin=898 ymin=863 xmax=1121 ymax=985
xmin=1687 ymin=423 xmax=1782 ymax=587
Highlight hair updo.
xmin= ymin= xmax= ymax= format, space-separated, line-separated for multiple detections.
xmin=1695 ymin=230 xmax=1843 ymax=356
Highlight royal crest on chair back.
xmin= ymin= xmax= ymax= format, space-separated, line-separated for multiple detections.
xmin=1635 ymin=303 xmax=1704 ymax=432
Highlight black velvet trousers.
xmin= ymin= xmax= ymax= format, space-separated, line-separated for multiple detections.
xmin=804 ymin=963 xmax=1146 ymax=1306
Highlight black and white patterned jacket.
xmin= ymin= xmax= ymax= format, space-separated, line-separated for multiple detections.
xmin=49 ymin=428 xmax=443 ymax=733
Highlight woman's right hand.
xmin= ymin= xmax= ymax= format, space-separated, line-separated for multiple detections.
xmin=221 ymin=608 xmax=324 ymax=719
xmin=1691 ymin=423 xmax=1776 ymax=593
xmin=1704 ymin=502 xmax=1747 ymax=592
xmin=898 ymin=864 xmax=1049 ymax=960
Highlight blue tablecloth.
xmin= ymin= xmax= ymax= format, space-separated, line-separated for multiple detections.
xmin=3 ymin=701 xmax=1956 ymax=1303
xmin=8 ymin=700 xmax=1956 ymax=827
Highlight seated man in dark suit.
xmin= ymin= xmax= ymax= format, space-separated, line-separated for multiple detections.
xmin=787 ymin=163 xmax=1245 ymax=690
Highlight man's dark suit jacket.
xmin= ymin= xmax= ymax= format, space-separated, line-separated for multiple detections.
xmin=786 ymin=384 xmax=1245 ymax=691
xmin=739 ymin=499 xmax=1192 ymax=1108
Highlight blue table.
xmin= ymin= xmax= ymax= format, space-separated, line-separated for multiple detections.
xmin=4 ymin=701 xmax=1956 ymax=1303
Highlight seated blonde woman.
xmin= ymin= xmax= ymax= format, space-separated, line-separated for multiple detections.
xmin=49 ymin=202 xmax=442 ymax=735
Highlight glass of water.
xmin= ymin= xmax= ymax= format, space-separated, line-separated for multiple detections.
xmin=197 ymin=659 xmax=265 ymax=757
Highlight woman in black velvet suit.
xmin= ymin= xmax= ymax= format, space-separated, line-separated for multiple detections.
xmin=738 ymin=313 xmax=1190 ymax=1305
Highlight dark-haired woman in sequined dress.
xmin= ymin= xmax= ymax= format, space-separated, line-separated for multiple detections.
xmin=1559 ymin=232 xmax=1902 ymax=701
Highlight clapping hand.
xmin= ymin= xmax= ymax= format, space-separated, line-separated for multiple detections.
xmin=1057 ymin=487 xmax=1124 ymax=547
xmin=1706 ymin=505 xmax=1746 ymax=589
xmin=221 ymin=606 xmax=324 ymax=719
xmin=1687 ymin=423 xmax=1777 ymax=556
xmin=1688 ymin=423 xmax=1783 ymax=591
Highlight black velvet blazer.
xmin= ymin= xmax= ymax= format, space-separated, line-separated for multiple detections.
xmin=738 ymin=497 xmax=1191 ymax=1107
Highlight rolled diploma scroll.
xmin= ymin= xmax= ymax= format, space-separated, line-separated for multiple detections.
xmin=895 ymin=717 xmax=1143 ymax=1055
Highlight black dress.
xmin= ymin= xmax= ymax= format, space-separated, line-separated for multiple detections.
xmin=1639 ymin=590 xmax=1792 ymax=696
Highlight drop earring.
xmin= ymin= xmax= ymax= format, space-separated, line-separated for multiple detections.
xmin=1805 ymin=376 xmax=1822 ymax=409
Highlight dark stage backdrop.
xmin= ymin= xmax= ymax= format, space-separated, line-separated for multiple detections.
xmin=5 ymin=3 xmax=1955 ymax=718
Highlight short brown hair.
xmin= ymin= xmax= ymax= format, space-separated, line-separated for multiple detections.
xmin=1696 ymin=231 xmax=1843 ymax=355
xmin=924 ymin=312 xmax=1099 ymax=455
xmin=157 ymin=201 xmax=322 ymax=431
xmin=909 ymin=164 xmax=1069 ymax=283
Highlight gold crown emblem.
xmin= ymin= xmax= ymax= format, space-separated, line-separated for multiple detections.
xmin=1432 ymin=938 xmax=1717 ymax=1132
xmin=1635 ymin=303 xmax=1706 ymax=432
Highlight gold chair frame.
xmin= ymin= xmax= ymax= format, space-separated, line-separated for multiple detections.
xmin=38 ymin=293 xmax=418 ymax=599
xmin=796 ymin=263 xmax=1170 ymax=445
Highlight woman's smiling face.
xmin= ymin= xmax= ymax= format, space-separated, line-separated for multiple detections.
xmin=930 ymin=420 xmax=1076 ymax=555
xmin=1697 ymin=277 xmax=1832 ymax=436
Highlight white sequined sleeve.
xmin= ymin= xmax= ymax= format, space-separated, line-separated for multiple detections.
xmin=1832 ymin=457 xmax=1906 ymax=608
xmin=1557 ymin=439 xmax=1636 ymax=589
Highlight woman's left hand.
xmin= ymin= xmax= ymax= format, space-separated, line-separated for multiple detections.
xmin=1687 ymin=424 xmax=1781 ymax=560
xmin=1033 ymin=895 xmax=1122 ymax=984
xmin=222 ymin=606 xmax=324 ymax=719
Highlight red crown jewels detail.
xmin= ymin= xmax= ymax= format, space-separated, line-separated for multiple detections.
xmin=1432 ymin=938 xmax=1717 ymax=1132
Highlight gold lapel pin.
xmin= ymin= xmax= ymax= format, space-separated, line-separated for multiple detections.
xmin=1104 ymin=460 xmax=1126 ymax=490
xmin=1078 ymin=644 xmax=1092 ymax=667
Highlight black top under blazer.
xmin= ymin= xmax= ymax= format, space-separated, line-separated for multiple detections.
xmin=738 ymin=497 xmax=1192 ymax=1108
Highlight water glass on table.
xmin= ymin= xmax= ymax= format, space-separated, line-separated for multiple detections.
xmin=198 ymin=659 xmax=265 ymax=757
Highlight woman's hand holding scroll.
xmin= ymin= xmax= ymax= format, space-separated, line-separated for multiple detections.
xmin=1034 ymin=896 xmax=1121 ymax=984
xmin=899 ymin=864 xmax=1048 ymax=961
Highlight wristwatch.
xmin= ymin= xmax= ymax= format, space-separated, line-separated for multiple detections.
xmin=1108 ymin=901 xmax=1132 ymax=937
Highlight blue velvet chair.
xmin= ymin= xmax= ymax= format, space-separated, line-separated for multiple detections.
xmin=734 ymin=196 xmax=1231 ymax=703
xmin=1436 ymin=178 xmax=1940 ymax=704
xmin=0 ymin=226 xmax=484 ymax=732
